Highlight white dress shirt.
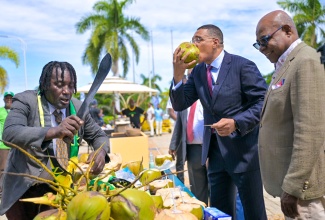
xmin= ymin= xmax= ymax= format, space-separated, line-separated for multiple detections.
xmin=187 ymin=100 xmax=204 ymax=145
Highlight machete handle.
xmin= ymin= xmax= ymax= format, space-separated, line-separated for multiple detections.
xmin=63 ymin=136 xmax=72 ymax=144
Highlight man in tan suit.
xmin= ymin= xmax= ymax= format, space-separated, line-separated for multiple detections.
xmin=255 ymin=10 xmax=325 ymax=219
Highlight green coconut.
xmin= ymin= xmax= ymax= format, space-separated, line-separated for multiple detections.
xmin=73 ymin=163 xmax=98 ymax=182
xmin=177 ymin=203 xmax=204 ymax=220
xmin=149 ymin=179 xmax=174 ymax=195
xmin=110 ymin=188 xmax=156 ymax=220
xmin=122 ymin=160 xmax=144 ymax=176
xmin=34 ymin=209 xmax=67 ymax=220
xmin=179 ymin=42 xmax=200 ymax=69
xmin=78 ymin=153 xmax=89 ymax=163
xmin=139 ymin=169 xmax=162 ymax=186
xmin=155 ymin=208 xmax=197 ymax=220
xmin=66 ymin=191 xmax=110 ymax=220
xmin=151 ymin=195 xmax=164 ymax=210
xmin=154 ymin=154 xmax=173 ymax=167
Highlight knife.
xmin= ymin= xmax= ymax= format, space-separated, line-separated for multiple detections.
xmin=63 ymin=53 xmax=112 ymax=143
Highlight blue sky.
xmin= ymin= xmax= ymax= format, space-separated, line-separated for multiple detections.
xmin=1 ymin=0 xmax=324 ymax=106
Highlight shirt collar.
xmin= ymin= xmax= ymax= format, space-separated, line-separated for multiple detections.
xmin=276 ymin=39 xmax=302 ymax=70
xmin=206 ymin=50 xmax=225 ymax=70
xmin=48 ymin=103 xmax=66 ymax=116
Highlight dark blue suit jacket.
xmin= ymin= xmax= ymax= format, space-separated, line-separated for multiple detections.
xmin=170 ymin=51 xmax=267 ymax=173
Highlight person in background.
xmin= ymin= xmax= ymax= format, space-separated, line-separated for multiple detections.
xmin=166 ymin=97 xmax=177 ymax=121
xmin=170 ymin=24 xmax=267 ymax=219
xmin=146 ymin=103 xmax=155 ymax=137
xmin=151 ymin=95 xmax=160 ymax=109
xmin=0 ymin=91 xmax=14 ymax=197
xmin=169 ymin=99 xmax=209 ymax=205
xmin=167 ymin=70 xmax=190 ymax=122
xmin=168 ymin=71 xmax=189 ymax=184
xmin=116 ymin=99 xmax=145 ymax=129
xmin=255 ymin=10 xmax=325 ymax=219
xmin=154 ymin=103 xmax=163 ymax=136
xmin=0 ymin=61 xmax=110 ymax=219
xmin=89 ymin=99 xmax=104 ymax=127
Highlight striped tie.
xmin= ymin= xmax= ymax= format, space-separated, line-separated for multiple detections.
xmin=53 ymin=110 xmax=68 ymax=168
xmin=207 ymin=65 xmax=213 ymax=96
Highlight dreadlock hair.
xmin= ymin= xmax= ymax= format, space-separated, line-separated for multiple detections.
xmin=38 ymin=61 xmax=77 ymax=95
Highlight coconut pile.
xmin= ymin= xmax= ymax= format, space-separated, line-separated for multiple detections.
xmin=7 ymin=140 xmax=206 ymax=220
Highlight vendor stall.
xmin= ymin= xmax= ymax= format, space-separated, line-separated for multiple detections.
xmin=109 ymin=130 xmax=149 ymax=169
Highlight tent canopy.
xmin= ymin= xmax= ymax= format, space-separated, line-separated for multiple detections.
xmin=77 ymin=76 xmax=158 ymax=94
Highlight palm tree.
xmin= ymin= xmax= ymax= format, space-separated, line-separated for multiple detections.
xmin=159 ymin=89 xmax=170 ymax=110
xmin=139 ymin=73 xmax=162 ymax=93
xmin=262 ymin=71 xmax=274 ymax=85
xmin=76 ymin=0 xmax=150 ymax=78
xmin=0 ymin=46 xmax=19 ymax=94
xmin=277 ymin=0 xmax=325 ymax=48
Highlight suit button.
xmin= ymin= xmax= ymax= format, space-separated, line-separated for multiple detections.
xmin=39 ymin=168 xmax=43 ymax=172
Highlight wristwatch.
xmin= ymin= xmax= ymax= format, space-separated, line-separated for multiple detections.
xmin=234 ymin=120 xmax=241 ymax=132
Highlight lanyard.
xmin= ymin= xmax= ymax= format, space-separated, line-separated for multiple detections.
xmin=37 ymin=95 xmax=79 ymax=157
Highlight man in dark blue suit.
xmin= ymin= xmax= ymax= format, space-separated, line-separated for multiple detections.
xmin=170 ymin=24 xmax=267 ymax=219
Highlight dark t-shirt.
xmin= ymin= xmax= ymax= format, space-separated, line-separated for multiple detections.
xmin=122 ymin=107 xmax=144 ymax=128
xmin=89 ymin=107 xmax=103 ymax=126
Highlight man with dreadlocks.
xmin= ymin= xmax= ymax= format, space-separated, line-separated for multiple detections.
xmin=0 ymin=61 xmax=110 ymax=219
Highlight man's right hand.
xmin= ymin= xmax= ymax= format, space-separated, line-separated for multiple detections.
xmin=45 ymin=115 xmax=84 ymax=141
xmin=173 ymin=47 xmax=196 ymax=84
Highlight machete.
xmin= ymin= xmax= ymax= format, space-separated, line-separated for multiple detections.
xmin=63 ymin=53 xmax=112 ymax=143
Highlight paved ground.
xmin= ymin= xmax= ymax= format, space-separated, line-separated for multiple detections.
xmin=0 ymin=131 xmax=285 ymax=220
xmin=147 ymin=132 xmax=285 ymax=220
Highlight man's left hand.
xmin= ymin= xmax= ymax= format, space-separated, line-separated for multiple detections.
xmin=86 ymin=148 xmax=106 ymax=175
xmin=212 ymin=118 xmax=236 ymax=136
xmin=168 ymin=149 xmax=176 ymax=160
xmin=281 ymin=191 xmax=299 ymax=218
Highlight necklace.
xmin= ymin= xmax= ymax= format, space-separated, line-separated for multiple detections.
xmin=128 ymin=106 xmax=136 ymax=111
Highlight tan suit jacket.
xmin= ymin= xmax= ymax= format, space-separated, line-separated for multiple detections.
xmin=259 ymin=42 xmax=325 ymax=200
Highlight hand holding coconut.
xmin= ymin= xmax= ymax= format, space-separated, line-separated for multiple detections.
xmin=86 ymin=148 xmax=107 ymax=175
xmin=173 ymin=42 xmax=199 ymax=84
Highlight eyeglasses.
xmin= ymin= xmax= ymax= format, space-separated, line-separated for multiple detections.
xmin=253 ymin=26 xmax=283 ymax=50
xmin=191 ymin=36 xmax=216 ymax=44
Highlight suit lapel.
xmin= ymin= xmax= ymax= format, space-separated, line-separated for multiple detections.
xmin=199 ymin=65 xmax=212 ymax=100
xmin=211 ymin=52 xmax=231 ymax=106
xmin=261 ymin=61 xmax=291 ymax=116
xmin=41 ymin=95 xmax=52 ymax=128
xmin=65 ymin=104 xmax=71 ymax=157
xmin=183 ymin=109 xmax=188 ymax=128
xmin=261 ymin=42 xmax=306 ymax=117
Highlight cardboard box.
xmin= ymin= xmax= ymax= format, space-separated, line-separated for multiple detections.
xmin=110 ymin=132 xmax=149 ymax=169
xmin=204 ymin=207 xmax=231 ymax=220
